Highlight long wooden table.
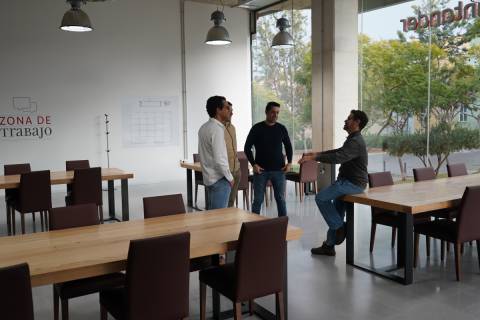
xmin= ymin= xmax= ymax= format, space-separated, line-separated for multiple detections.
xmin=342 ymin=173 xmax=480 ymax=285
xmin=0 ymin=168 xmax=134 ymax=222
xmin=0 ymin=208 xmax=302 ymax=319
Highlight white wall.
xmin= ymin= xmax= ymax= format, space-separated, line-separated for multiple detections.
xmin=0 ymin=0 xmax=252 ymax=184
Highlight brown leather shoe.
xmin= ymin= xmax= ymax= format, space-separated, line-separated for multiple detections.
xmin=311 ymin=242 xmax=336 ymax=256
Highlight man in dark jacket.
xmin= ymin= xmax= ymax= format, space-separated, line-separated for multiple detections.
xmin=299 ymin=110 xmax=369 ymax=256
xmin=244 ymin=101 xmax=293 ymax=217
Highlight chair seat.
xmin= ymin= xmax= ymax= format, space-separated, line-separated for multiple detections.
xmin=55 ymin=273 xmax=125 ymax=299
xmin=199 ymin=264 xmax=236 ymax=301
xmin=414 ymin=220 xmax=457 ymax=242
xmin=100 ymin=288 xmax=125 ymax=320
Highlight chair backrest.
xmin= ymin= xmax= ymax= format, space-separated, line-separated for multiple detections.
xmin=18 ymin=170 xmax=52 ymax=213
xmin=143 ymin=194 xmax=186 ymax=219
xmin=237 ymin=151 xmax=247 ymax=160
xmin=49 ymin=204 xmax=99 ymax=231
xmin=299 ymin=160 xmax=318 ymax=183
xmin=0 ymin=263 xmax=34 ymax=320
xmin=65 ymin=160 xmax=90 ymax=171
xmin=193 ymin=153 xmax=203 ymax=182
xmin=4 ymin=163 xmax=31 ymax=203
xmin=447 ymin=163 xmax=468 ymax=177
xmin=126 ymin=232 xmax=190 ymax=320
xmin=368 ymin=172 xmax=394 ymax=215
xmin=368 ymin=171 xmax=394 ymax=188
xmin=72 ymin=167 xmax=102 ymax=206
xmin=238 ymin=158 xmax=249 ymax=190
xmin=413 ymin=167 xmax=436 ymax=182
xmin=456 ymin=186 xmax=480 ymax=243
xmin=4 ymin=163 xmax=31 ymax=175
xmin=234 ymin=216 xmax=288 ymax=301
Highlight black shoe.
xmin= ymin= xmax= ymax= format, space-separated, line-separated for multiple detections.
xmin=335 ymin=224 xmax=346 ymax=245
xmin=311 ymin=242 xmax=336 ymax=256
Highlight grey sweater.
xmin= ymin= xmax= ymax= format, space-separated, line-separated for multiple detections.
xmin=315 ymin=131 xmax=368 ymax=188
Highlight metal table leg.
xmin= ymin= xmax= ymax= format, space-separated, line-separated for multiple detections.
xmin=108 ymin=180 xmax=115 ymax=219
xmin=121 ymin=179 xmax=129 ymax=221
xmin=186 ymin=169 xmax=193 ymax=207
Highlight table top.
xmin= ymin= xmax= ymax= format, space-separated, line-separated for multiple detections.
xmin=0 ymin=208 xmax=303 ymax=287
xmin=180 ymin=161 xmax=202 ymax=171
xmin=343 ymin=173 xmax=480 ymax=214
xmin=0 ymin=168 xmax=134 ymax=189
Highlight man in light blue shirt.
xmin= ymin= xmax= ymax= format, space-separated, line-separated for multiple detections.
xmin=198 ymin=96 xmax=234 ymax=209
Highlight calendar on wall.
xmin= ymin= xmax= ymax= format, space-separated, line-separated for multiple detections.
xmin=122 ymin=96 xmax=180 ymax=148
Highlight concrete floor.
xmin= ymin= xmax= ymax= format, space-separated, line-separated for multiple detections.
xmin=2 ymin=180 xmax=480 ymax=320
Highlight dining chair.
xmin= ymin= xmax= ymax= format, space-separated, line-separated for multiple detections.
xmin=49 ymin=203 xmax=125 ymax=320
xmin=70 ymin=167 xmax=104 ymax=222
xmin=199 ymin=216 xmax=288 ymax=320
xmin=0 ymin=263 xmax=35 ymax=320
xmin=447 ymin=163 xmax=468 ymax=177
xmin=13 ymin=170 xmax=51 ymax=234
xmin=286 ymin=160 xmax=318 ymax=202
xmin=415 ymin=186 xmax=480 ymax=281
xmin=4 ymin=163 xmax=31 ymax=235
xmin=100 ymin=233 xmax=190 ymax=320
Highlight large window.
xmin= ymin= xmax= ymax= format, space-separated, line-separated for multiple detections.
xmin=251 ymin=0 xmax=312 ymax=159
xmin=359 ymin=0 xmax=480 ymax=180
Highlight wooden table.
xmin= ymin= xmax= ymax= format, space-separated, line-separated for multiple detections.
xmin=180 ymin=161 xmax=202 ymax=209
xmin=0 ymin=168 xmax=134 ymax=222
xmin=342 ymin=173 xmax=480 ymax=285
xmin=0 ymin=208 xmax=302 ymax=320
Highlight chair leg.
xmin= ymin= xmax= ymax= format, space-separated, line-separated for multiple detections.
xmin=194 ymin=184 xmax=199 ymax=205
xmin=476 ymin=240 xmax=480 ymax=270
xmin=6 ymin=204 xmax=11 ymax=236
xmin=12 ymin=209 xmax=16 ymax=235
xmin=426 ymin=236 xmax=431 ymax=257
xmin=391 ymin=227 xmax=397 ymax=248
xmin=45 ymin=211 xmax=49 ymax=231
xmin=40 ymin=210 xmax=45 ymax=232
xmin=441 ymin=240 xmax=445 ymax=261
xmin=200 ymin=282 xmax=207 ymax=320
xmin=276 ymin=291 xmax=285 ymax=320
xmin=414 ymin=233 xmax=419 ymax=268
xmin=265 ymin=189 xmax=269 ymax=207
xmin=249 ymin=299 xmax=254 ymax=315
xmin=100 ymin=304 xmax=108 ymax=320
xmin=246 ymin=189 xmax=250 ymax=211
xmin=21 ymin=213 xmax=26 ymax=234
xmin=313 ymin=181 xmax=317 ymax=193
xmin=369 ymin=223 xmax=376 ymax=253
xmin=99 ymin=206 xmax=104 ymax=223
xmin=454 ymin=243 xmax=461 ymax=281
xmin=53 ymin=286 xmax=59 ymax=320
xmin=235 ymin=194 xmax=239 ymax=208
xmin=32 ymin=212 xmax=36 ymax=232
xmin=461 ymin=243 xmax=464 ymax=254
xmin=294 ymin=182 xmax=298 ymax=197
xmin=233 ymin=302 xmax=242 ymax=320
xmin=61 ymin=299 xmax=69 ymax=320
xmin=299 ymin=183 xmax=303 ymax=202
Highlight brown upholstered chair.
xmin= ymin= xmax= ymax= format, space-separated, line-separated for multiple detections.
xmin=413 ymin=167 xmax=436 ymax=181
xmin=0 ymin=263 xmax=35 ymax=320
xmin=199 ymin=216 xmax=288 ymax=320
xmin=49 ymin=203 xmax=125 ymax=320
xmin=4 ymin=163 xmax=31 ymax=235
xmin=286 ymin=160 xmax=318 ymax=202
xmin=143 ymin=194 xmax=212 ymax=272
xmin=193 ymin=153 xmax=206 ymax=206
xmin=70 ymin=167 xmax=104 ymax=222
xmin=447 ymin=163 xmax=468 ymax=177
xmin=65 ymin=160 xmax=90 ymax=203
xmin=100 ymin=232 xmax=190 ymax=320
xmin=368 ymin=172 xmax=431 ymax=261
xmin=415 ymin=186 xmax=480 ymax=281
xmin=13 ymin=170 xmax=52 ymax=234
xmin=236 ymin=157 xmax=251 ymax=210
xmin=143 ymin=194 xmax=186 ymax=218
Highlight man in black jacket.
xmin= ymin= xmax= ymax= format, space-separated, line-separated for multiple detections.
xmin=299 ymin=110 xmax=369 ymax=256
xmin=244 ymin=102 xmax=293 ymax=217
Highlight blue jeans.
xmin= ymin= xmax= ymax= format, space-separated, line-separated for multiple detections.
xmin=252 ymin=171 xmax=287 ymax=217
xmin=315 ymin=179 xmax=364 ymax=246
xmin=206 ymin=178 xmax=231 ymax=210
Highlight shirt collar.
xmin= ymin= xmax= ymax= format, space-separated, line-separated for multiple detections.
xmin=210 ymin=117 xmax=225 ymax=128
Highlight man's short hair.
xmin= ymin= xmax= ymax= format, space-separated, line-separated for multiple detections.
xmin=350 ymin=109 xmax=369 ymax=130
xmin=206 ymin=96 xmax=226 ymax=118
xmin=265 ymin=101 xmax=280 ymax=113
xmin=227 ymin=101 xmax=232 ymax=106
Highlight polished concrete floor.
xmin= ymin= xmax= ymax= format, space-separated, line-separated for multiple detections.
xmin=2 ymin=180 xmax=480 ymax=320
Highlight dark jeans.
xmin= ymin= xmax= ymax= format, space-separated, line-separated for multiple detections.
xmin=252 ymin=171 xmax=287 ymax=217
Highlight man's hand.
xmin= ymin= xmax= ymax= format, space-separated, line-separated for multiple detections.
xmin=253 ymin=164 xmax=264 ymax=174
xmin=298 ymin=153 xmax=315 ymax=164
xmin=229 ymin=179 xmax=234 ymax=188
xmin=282 ymin=163 xmax=292 ymax=172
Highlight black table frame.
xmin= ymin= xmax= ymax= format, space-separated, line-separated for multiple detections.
xmin=345 ymin=202 xmax=414 ymax=285
xmin=106 ymin=179 xmax=130 ymax=221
